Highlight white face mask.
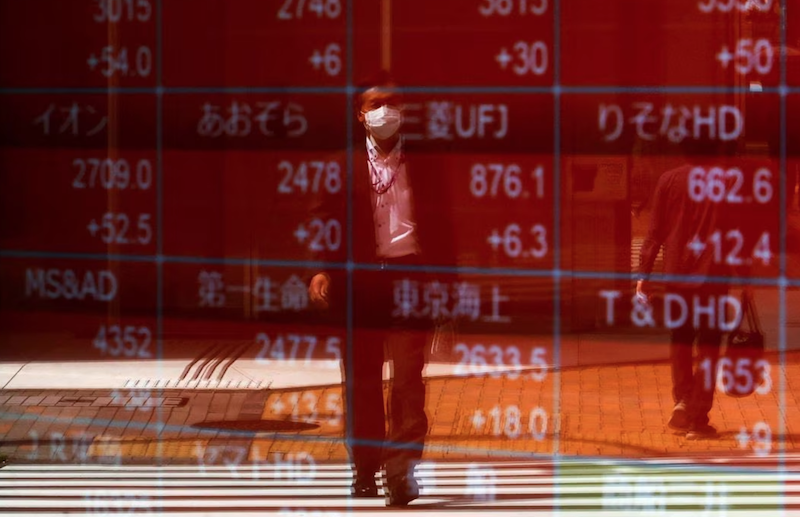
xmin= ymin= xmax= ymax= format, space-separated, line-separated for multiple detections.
xmin=364 ymin=106 xmax=402 ymax=140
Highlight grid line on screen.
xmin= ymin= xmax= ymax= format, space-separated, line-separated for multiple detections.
xmin=153 ymin=0 xmax=164 ymax=472
xmin=551 ymin=0 xmax=563 ymax=511
xmin=3 ymin=86 xmax=800 ymax=94
xmin=344 ymin=0 xmax=356 ymax=505
xmin=779 ymin=0 xmax=789 ymax=506
xmin=1 ymin=248 xmax=795 ymax=283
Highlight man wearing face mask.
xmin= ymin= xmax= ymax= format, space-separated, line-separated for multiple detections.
xmin=308 ymin=79 xmax=443 ymax=507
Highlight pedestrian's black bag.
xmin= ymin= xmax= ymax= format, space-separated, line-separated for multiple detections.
xmin=721 ymin=291 xmax=765 ymax=398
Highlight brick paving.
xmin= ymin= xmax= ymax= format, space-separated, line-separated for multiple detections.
xmin=1 ymin=352 xmax=798 ymax=466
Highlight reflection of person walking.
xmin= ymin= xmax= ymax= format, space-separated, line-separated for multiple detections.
xmin=308 ymin=80 xmax=428 ymax=507
xmin=637 ymin=164 xmax=731 ymax=440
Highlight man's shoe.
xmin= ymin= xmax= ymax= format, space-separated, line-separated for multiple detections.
xmin=686 ymin=423 xmax=718 ymax=440
xmin=351 ymin=474 xmax=379 ymax=498
xmin=385 ymin=475 xmax=419 ymax=507
xmin=668 ymin=401 xmax=689 ymax=432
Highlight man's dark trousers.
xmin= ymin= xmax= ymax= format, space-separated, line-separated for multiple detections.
xmin=348 ymin=255 xmax=428 ymax=481
xmin=669 ymin=286 xmax=726 ymax=426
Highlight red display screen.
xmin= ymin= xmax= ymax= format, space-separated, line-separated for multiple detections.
xmin=0 ymin=0 xmax=798 ymax=510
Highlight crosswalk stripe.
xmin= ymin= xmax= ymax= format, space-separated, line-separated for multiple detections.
xmin=2 ymin=483 xmax=798 ymax=497
xmin=2 ymin=495 xmax=800 ymax=509
xmin=0 ymin=469 xmax=550 ymax=479
xmin=1 ymin=457 xmax=798 ymax=514
xmin=0 ymin=460 xmax=554 ymax=471
xmin=3 ymin=472 xmax=798 ymax=482
xmin=2 ymin=477 xmax=796 ymax=487
xmin=1 ymin=470 xmax=797 ymax=481
xmin=5 ymin=458 xmax=791 ymax=471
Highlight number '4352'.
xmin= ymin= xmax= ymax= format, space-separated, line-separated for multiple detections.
xmin=93 ymin=325 xmax=152 ymax=358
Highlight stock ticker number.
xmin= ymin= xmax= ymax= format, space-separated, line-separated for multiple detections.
xmin=470 ymin=163 xmax=545 ymax=200
xmin=495 ymin=42 xmax=549 ymax=76
xmin=698 ymin=0 xmax=773 ymax=13
xmin=479 ymin=0 xmax=548 ymax=16
xmin=686 ymin=229 xmax=772 ymax=266
xmin=701 ymin=356 xmax=772 ymax=396
xmin=73 ymin=158 xmax=153 ymax=191
xmin=93 ymin=325 xmax=153 ymax=358
xmin=93 ymin=0 xmax=152 ymax=22
xmin=87 ymin=213 xmax=153 ymax=246
xmin=454 ymin=343 xmax=548 ymax=381
xmin=688 ymin=167 xmax=773 ymax=205
xmin=472 ymin=404 xmax=549 ymax=441
xmin=308 ymin=44 xmax=342 ymax=77
xmin=716 ymin=39 xmax=774 ymax=76
xmin=270 ymin=391 xmax=343 ymax=427
xmin=294 ymin=218 xmax=341 ymax=252
xmin=87 ymin=46 xmax=153 ymax=79
xmin=736 ymin=422 xmax=774 ymax=457
xmin=487 ymin=223 xmax=548 ymax=260
xmin=277 ymin=0 xmax=341 ymax=19
xmin=277 ymin=161 xmax=342 ymax=195
xmin=255 ymin=334 xmax=341 ymax=365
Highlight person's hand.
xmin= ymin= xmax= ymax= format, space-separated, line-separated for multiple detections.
xmin=309 ymin=273 xmax=330 ymax=309
xmin=635 ymin=279 xmax=648 ymax=304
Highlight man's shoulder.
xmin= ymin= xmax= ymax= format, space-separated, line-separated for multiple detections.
xmin=656 ymin=163 xmax=693 ymax=191
xmin=663 ymin=163 xmax=693 ymax=180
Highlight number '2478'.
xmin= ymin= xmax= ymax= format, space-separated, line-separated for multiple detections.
xmin=277 ymin=0 xmax=341 ymax=19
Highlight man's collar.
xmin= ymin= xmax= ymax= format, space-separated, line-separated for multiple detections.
xmin=366 ymin=134 xmax=403 ymax=161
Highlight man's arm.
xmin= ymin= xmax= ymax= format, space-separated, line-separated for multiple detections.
xmin=302 ymin=154 xmax=345 ymax=309
xmin=637 ymin=172 xmax=671 ymax=295
xmin=305 ymin=189 xmax=335 ymax=309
